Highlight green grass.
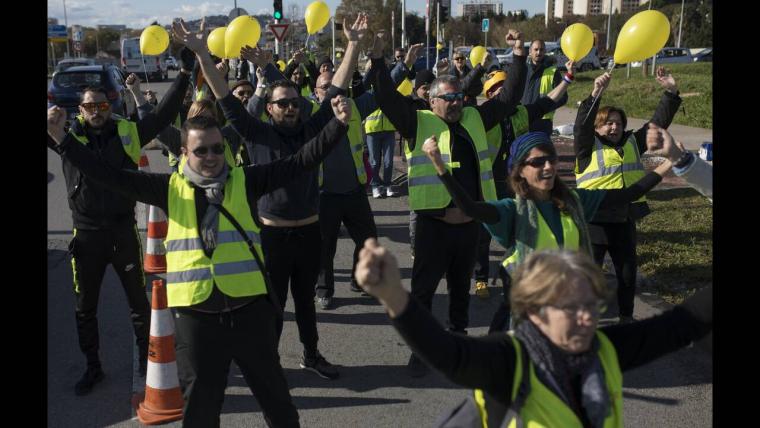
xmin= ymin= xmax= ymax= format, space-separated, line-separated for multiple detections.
xmin=636 ymin=187 xmax=712 ymax=304
xmin=567 ymin=63 xmax=713 ymax=129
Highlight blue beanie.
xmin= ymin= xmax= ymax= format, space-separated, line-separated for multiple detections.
xmin=507 ymin=131 xmax=553 ymax=174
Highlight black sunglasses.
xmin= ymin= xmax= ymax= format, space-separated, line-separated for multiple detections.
xmin=435 ymin=92 xmax=464 ymax=102
xmin=523 ymin=155 xmax=558 ymax=168
xmin=192 ymin=143 xmax=225 ymax=157
xmin=269 ymin=97 xmax=300 ymax=109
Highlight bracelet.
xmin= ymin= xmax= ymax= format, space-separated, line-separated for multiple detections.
xmin=562 ymin=74 xmax=573 ymax=84
xmin=673 ymin=151 xmax=694 ymax=169
xmin=565 ymin=72 xmax=574 ymax=80
xmin=257 ymin=83 xmax=267 ymax=89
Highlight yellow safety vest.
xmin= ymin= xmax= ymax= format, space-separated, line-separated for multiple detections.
xmin=70 ymin=116 xmax=141 ymax=165
xmin=406 ymin=108 xmax=497 ymax=211
xmin=319 ymin=99 xmax=367 ymax=186
xmin=501 ymin=206 xmax=580 ymax=272
xmin=475 ymin=332 xmax=623 ymax=428
xmin=539 ymin=67 xmax=556 ymax=121
xmin=485 ymin=106 xmax=529 ymax=162
xmin=574 ymin=134 xmax=646 ymax=203
xmin=364 ymin=108 xmax=396 ymax=134
xmin=164 ymin=167 xmax=267 ymax=307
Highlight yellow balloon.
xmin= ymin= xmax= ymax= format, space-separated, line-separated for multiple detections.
xmin=436 ymin=43 xmax=444 ymax=50
xmin=560 ymin=23 xmax=593 ymax=62
xmin=469 ymin=46 xmax=486 ymax=67
xmin=140 ymin=25 xmax=169 ymax=56
xmin=207 ymin=27 xmax=226 ymax=58
xmin=397 ymin=78 xmax=413 ymax=96
xmin=614 ymin=10 xmax=670 ymax=64
xmin=276 ymin=60 xmax=286 ymax=72
xmin=304 ymin=1 xmax=330 ymax=35
xmin=225 ymin=15 xmax=261 ymax=59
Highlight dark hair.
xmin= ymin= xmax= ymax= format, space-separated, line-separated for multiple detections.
xmin=594 ymin=106 xmax=628 ymax=131
xmin=180 ymin=116 xmax=221 ymax=147
xmin=80 ymin=86 xmax=108 ymax=102
xmin=265 ymin=79 xmax=298 ymax=100
xmin=530 ymin=40 xmax=546 ymax=49
xmin=508 ymin=142 xmax=574 ymax=212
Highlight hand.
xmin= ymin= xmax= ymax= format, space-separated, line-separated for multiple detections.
xmin=647 ymin=123 xmax=683 ymax=162
xmin=565 ymin=60 xmax=576 ymax=75
xmin=344 ymin=13 xmax=369 ymax=42
xmin=505 ymin=29 xmax=523 ymax=48
xmin=356 ymin=238 xmax=404 ymax=306
xmin=481 ymin=52 xmax=493 ymax=68
xmin=655 ymin=66 xmax=677 ymax=94
xmin=241 ymin=45 xmax=272 ymax=68
xmin=172 ymin=18 xmax=207 ymax=54
xmin=370 ymin=30 xmax=386 ymax=59
xmin=215 ymin=61 xmax=229 ymax=76
xmin=435 ymin=58 xmax=450 ymax=76
xmin=145 ymin=90 xmax=157 ymax=104
xmin=292 ymin=49 xmax=306 ymax=64
xmin=422 ymin=135 xmax=446 ymax=174
xmin=405 ymin=43 xmax=424 ymax=66
xmin=47 ymin=106 xmax=66 ymax=144
xmin=125 ymin=73 xmax=140 ymax=92
xmin=331 ymin=95 xmax=352 ymax=124
xmin=255 ymin=65 xmax=265 ymax=83
xmin=591 ymin=72 xmax=611 ymax=98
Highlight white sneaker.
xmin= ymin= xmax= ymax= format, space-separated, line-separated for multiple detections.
xmin=372 ymin=187 xmax=383 ymax=199
xmin=386 ymin=186 xmax=396 ymax=197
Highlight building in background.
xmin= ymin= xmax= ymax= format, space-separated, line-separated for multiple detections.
xmin=546 ymin=0 xmax=647 ymax=20
xmin=457 ymin=0 xmax=504 ymax=19
xmin=97 ymin=24 xmax=127 ymax=31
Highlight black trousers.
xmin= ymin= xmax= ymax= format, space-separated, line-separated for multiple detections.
xmin=69 ymin=225 xmax=149 ymax=368
xmin=412 ymin=216 xmax=480 ymax=332
xmin=174 ymin=300 xmax=299 ymax=428
xmin=260 ymin=222 xmax=321 ymax=355
xmin=316 ymin=190 xmax=377 ymax=298
xmin=488 ymin=269 xmax=513 ymax=333
xmin=590 ymin=220 xmax=638 ymax=317
xmin=473 ymin=226 xmax=492 ymax=282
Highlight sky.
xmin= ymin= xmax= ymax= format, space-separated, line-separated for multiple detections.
xmin=47 ymin=0 xmax=545 ymax=29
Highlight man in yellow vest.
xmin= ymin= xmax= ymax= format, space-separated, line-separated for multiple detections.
xmin=49 ymin=81 xmax=353 ymax=426
xmin=369 ymin=29 xmax=527 ymax=377
xmin=574 ymin=67 xmax=681 ymax=324
xmin=520 ymin=40 xmax=567 ymax=134
xmin=47 ymin=59 xmax=191 ymax=395
xmin=285 ymin=48 xmax=317 ymax=98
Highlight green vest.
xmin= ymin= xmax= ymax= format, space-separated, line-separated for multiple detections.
xmin=70 ymin=115 xmax=141 ymax=165
xmin=195 ymin=84 xmax=209 ymax=101
xmin=475 ymin=333 xmax=623 ymax=428
xmin=364 ymin=108 xmax=396 ymax=134
xmin=319 ymin=99 xmax=367 ymax=186
xmin=485 ymin=106 xmax=529 ymax=162
xmin=501 ymin=206 xmax=581 ymax=272
xmin=164 ymin=167 xmax=267 ymax=307
xmin=539 ymin=67 xmax=557 ymax=121
xmin=574 ymin=134 xmax=646 ymax=203
xmin=406 ymin=108 xmax=497 ymax=211
xmin=301 ymin=85 xmax=313 ymax=98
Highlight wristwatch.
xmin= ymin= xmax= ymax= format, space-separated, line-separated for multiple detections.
xmin=257 ymin=83 xmax=267 ymax=89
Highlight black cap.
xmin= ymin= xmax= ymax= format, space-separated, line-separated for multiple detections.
xmin=414 ymin=70 xmax=435 ymax=91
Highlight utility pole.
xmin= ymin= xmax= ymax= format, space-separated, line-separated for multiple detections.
xmin=332 ymin=17 xmax=335 ymax=65
xmin=401 ymin=0 xmax=406 ymax=49
xmin=605 ymin=0 xmax=613 ymax=52
xmin=677 ymin=0 xmax=685 ymax=48
xmin=425 ymin=0 xmax=430 ymax=69
xmin=63 ymin=0 xmax=70 ymax=58
xmin=391 ymin=10 xmax=395 ymax=51
xmin=436 ymin=1 xmax=440 ymax=65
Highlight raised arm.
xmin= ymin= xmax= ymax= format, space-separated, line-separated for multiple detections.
xmin=125 ymin=73 xmax=149 ymax=110
xmin=332 ymin=14 xmax=368 ymax=91
xmin=476 ymin=30 xmax=526 ymax=130
xmin=574 ymin=72 xmax=611 ymax=161
xmin=647 ymin=123 xmax=711 ymax=200
xmin=134 ymin=59 xmax=191 ymax=145
xmin=633 ymin=66 xmax=682 ymax=153
xmin=370 ymin=31 xmax=419 ymax=139
xmin=173 ymin=18 xmax=230 ymax=100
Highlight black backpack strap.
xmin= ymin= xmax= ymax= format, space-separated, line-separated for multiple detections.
xmin=213 ymin=203 xmax=283 ymax=319
xmin=499 ymin=338 xmax=532 ymax=428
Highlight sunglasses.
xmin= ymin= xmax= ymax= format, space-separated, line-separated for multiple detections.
xmin=435 ymin=92 xmax=464 ymax=102
xmin=523 ymin=155 xmax=558 ymax=168
xmin=454 ymin=57 xmax=465 ymax=61
xmin=269 ymin=97 xmax=300 ymax=109
xmin=192 ymin=143 xmax=225 ymax=157
xmin=80 ymin=102 xmax=110 ymax=112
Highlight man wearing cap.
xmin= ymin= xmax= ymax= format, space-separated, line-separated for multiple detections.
xmin=370 ymin=29 xmax=527 ymax=377
xmin=519 ymin=39 xmax=567 ymax=134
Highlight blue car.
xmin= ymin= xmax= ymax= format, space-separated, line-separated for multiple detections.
xmin=413 ymin=47 xmax=450 ymax=71
xmin=48 ymin=64 xmax=137 ymax=125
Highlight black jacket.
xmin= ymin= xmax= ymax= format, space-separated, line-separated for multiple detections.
xmin=60 ymin=72 xmax=191 ymax=229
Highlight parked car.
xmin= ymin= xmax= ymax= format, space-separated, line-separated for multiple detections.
xmin=54 ymin=58 xmax=97 ymax=73
xmin=546 ymin=46 xmax=602 ymax=72
xmin=493 ymin=47 xmax=512 ymax=66
xmin=413 ymin=47 xmax=450 ymax=72
xmin=165 ymin=56 xmax=179 ymax=70
xmin=693 ymin=48 xmax=712 ymax=62
xmin=121 ymin=37 xmax=168 ymax=81
xmin=47 ymin=64 xmax=137 ymax=127
xmin=630 ymin=47 xmax=695 ymax=67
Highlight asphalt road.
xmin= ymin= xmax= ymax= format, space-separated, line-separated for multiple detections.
xmin=47 ymin=75 xmax=712 ymax=427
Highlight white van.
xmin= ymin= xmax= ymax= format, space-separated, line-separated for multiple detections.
xmin=120 ymin=37 xmax=168 ymax=81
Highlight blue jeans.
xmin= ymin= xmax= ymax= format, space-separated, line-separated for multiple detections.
xmin=366 ymin=131 xmax=396 ymax=189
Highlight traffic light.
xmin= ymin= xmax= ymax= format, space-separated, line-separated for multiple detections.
xmin=440 ymin=5 xmax=449 ymax=24
xmin=273 ymin=0 xmax=283 ymax=20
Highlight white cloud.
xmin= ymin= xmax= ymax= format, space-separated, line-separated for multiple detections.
xmin=175 ymin=2 xmax=228 ymax=17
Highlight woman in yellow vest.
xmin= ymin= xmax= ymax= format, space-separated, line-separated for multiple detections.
xmin=422 ymin=131 xmax=674 ymax=330
xmin=356 ymin=243 xmax=712 ymax=428
xmin=574 ymin=68 xmax=682 ymax=324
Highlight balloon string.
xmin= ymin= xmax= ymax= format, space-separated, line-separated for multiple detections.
xmin=140 ymin=53 xmax=152 ymax=91
xmin=582 ymin=59 xmax=615 ymax=125
xmin=304 ymin=34 xmax=310 ymax=49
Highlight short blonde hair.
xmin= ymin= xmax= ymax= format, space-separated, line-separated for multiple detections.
xmin=510 ymin=250 xmax=608 ymax=322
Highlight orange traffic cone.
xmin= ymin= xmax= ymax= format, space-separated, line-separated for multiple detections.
xmin=135 ymin=279 xmax=184 ymax=425
xmin=143 ymin=204 xmax=168 ymax=274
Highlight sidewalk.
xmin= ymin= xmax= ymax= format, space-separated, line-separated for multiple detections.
xmin=552 ymin=106 xmax=713 ymax=152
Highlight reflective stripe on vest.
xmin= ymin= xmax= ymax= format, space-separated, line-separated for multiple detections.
xmin=539 ymin=67 xmax=556 ymax=121
xmin=364 ymin=108 xmax=397 ymax=133
xmin=476 ymin=333 xmax=623 ymax=428
xmin=407 ymin=108 xmax=497 ymax=211
xmin=574 ymin=134 xmax=646 ymax=203
xmin=502 ymin=207 xmax=580 ymax=272
xmin=70 ymin=116 xmax=141 ymax=165
xmin=165 ymin=167 xmax=266 ymax=307
xmin=319 ymin=99 xmax=367 ymax=186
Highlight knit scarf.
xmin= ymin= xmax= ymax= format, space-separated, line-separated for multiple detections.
xmin=181 ymin=161 xmax=229 ymax=252
xmin=514 ymin=320 xmax=610 ymax=427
